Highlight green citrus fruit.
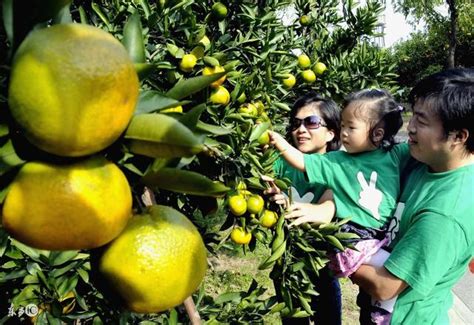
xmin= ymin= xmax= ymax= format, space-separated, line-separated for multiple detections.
xmin=282 ymin=74 xmax=296 ymax=89
xmin=313 ymin=62 xmax=327 ymax=75
xmin=254 ymin=100 xmax=265 ymax=114
xmin=212 ymin=2 xmax=228 ymax=20
xmin=238 ymin=103 xmax=258 ymax=116
xmin=99 ymin=205 xmax=207 ymax=313
xmin=297 ymin=54 xmax=311 ymax=69
xmin=257 ymin=131 xmax=270 ymax=146
xmin=247 ymin=194 xmax=264 ymax=214
xmin=2 ymin=157 xmax=132 ymax=250
xmin=179 ymin=54 xmax=197 ymax=72
xmin=8 ymin=23 xmax=139 ymax=157
xmin=209 ymin=86 xmax=230 ymax=105
xmin=260 ymin=210 xmax=278 ymax=228
xmin=228 ymin=195 xmax=247 ymax=216
xmin=301 ymin=69 xmax=316 ymax=83
xmin=299 ymin=15 xmax=311 ymax=26
xmin=230 ymin=227 xmax=252 ymax=245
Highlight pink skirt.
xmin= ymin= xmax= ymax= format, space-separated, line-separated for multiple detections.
xmin=328 ymin=237 xmax=389 ymax=278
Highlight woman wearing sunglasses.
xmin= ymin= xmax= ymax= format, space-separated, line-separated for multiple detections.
xmin=270 ymin=89 xmax=411 ymax=324
xmin=267 ymin=92 xmax=343 ymax=325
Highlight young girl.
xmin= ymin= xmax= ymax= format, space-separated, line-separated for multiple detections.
xmin=270 ymin=89 xmax=410 ymax=325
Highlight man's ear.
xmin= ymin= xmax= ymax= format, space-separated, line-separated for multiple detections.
xmin=372 ymin=127 xmax=385 ymax=143
xmin=451 ymin=128 xmax=469 ymax=145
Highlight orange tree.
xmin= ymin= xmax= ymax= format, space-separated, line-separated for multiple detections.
xmin=0 ymin=0 xmax=398 ymax=323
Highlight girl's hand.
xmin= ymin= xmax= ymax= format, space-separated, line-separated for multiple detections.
xmin=285 ymin=201 xmax=335 ymax=227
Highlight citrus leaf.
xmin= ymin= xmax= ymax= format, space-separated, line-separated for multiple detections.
xmin=135 ymin=63 xmax=154 ymax=80
xmin=123 ymin=11 xmax=145 ymax=63
xmin=125 ymin=114 xmax=204 ymax=158
xmin=10 ymin=239 xmax=48 ymax=261
xmin=248 ymin=121 xmax=270 ymax=142
xmin=203 ymin=56 xmax=220 ymax=67
xmin=196 ymin=121 xmax=233 ymax=135
xmin=49 ymin=250 xmax=79 ymax=266
xmin=214 ymin=292 xmax=243 ymax=304
xmin=166 ymin=72 xmax=226 ymax=100
xmin=142 ymin=168 xmax=230 ymax=197
xmin=135 ymin=90 xmax=190 ymax=114
xmin=178 ymin=103 xmax=206 ymax=130
xmin=57 ymin=274 xmax=78 ymax=298
xmin=0 ymin=139 xmax=24 ymax=175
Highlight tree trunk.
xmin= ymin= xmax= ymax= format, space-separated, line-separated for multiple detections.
xmin=446 ymin=0 xmax=457 ymax=68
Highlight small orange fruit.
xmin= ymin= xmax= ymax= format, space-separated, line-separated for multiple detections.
xmin=209 ymin=86 xmax=230 ymax=105
xmin=297 ymin=54 xmax=311 ymax=69
xmin=202 ymin=65 xmax=226 ymax=88
xmin=260 ymin=210 xmax=278 ymax=228
xmin=313 ymin=62 xmax=327 ymax=75
xmin=179 ymin=54 xmax=197 ymax=72
xmin=247 ymin=194 xmax=264 ymax=214
xmin=230 ymin=227 xmax=252 ymax=245
xmin=282 ymin=74 xmax=296 ymax=89
xmin=301 ymin=70 xmax=316 ymax=83
xmin=228 ymin=195 xmax=247 ymax=216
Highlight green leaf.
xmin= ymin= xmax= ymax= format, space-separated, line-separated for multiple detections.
xmin=0 ymin=139 xmax=24 ymax=175
xmin=135 ymin=90 xmax=190 ymax=115
xmin=166 ymin=72 xmax=226 ymax=100
xmin=166 ymin=43 xmax=180 ymax=57
xmin=125 ymin=114 xmax=204 ymax=158
xmin=57 ymin=274 xmax=78 ymax=297
xmin=122 ymin=11 xmax=145 ymax=63
xmin=203 ymin=56 xmax=220 ymax=67
xmin=10 ymin=239 xmax=47 ymax=261
xmin=49 ymin=250 xmax=79 ymax=266
xmin=214 ymin=292 xmax=243 ymax=304
xmin=196 ymin=121 xmax=233 ymax=135
xmin=142 ymin=167 xmax=230 ymax=197
xmin=1 ymin=0 xmax=13 ymax=51
xmin=0 ymin=269 xmax=27 ymax=282
xmin=178 ymin=103 xmax=207 ymax=130
xmin=248 ymin=121 xmax=270 ymax=143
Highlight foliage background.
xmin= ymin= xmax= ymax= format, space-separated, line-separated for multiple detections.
xmin=0 ymin=0 xmax=400 ymax=323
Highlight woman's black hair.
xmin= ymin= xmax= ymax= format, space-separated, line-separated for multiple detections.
xmin=286 ymin=92 xmax=341 ymax=152
xmin=343 ymin=89 xmax=403 ymax=150
xmin=408 ymin=68 xmax=474 ymax=153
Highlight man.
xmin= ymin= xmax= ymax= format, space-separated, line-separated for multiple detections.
xmin=352 ymin=68 xmax=474 ymax=324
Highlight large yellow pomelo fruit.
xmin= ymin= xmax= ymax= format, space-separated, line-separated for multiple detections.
xmin=99 ymin=205 xmax=208 ymax=313
xmin=8 ymin=23 xmax=139 ymax=157
xmin=2 ymin=157 xmax=132 ymax=250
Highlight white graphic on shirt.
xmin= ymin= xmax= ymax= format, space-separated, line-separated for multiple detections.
xmin=357 ymin=171 xmax=382 ymax=220
xmin=386 ymin=202 xmax=405 ymax=245
xmin=285 ymin=186 xmax=315 ymax=203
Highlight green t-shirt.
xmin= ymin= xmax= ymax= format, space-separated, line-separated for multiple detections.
xmin=303 ymin=143 xmax=410 ymax=229
xmin=273 ymin=156 xmax=326 ymax=203
xmin=384 ymin=162 xmax=474 ymax=324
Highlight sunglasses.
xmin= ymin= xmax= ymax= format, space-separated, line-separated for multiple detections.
xmin=290 ymin=115 xmax=327 ymax=131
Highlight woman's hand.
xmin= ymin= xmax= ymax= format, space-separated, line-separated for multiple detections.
xmin=262 ymin=175 xmax=289 ymax=208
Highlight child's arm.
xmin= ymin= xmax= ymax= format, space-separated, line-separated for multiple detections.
xmin=269 ymin=131 xmax=305 ymax=171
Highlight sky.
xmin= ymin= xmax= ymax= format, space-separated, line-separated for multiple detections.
xmin=383 ymin=0 xmax=423 ymax=47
